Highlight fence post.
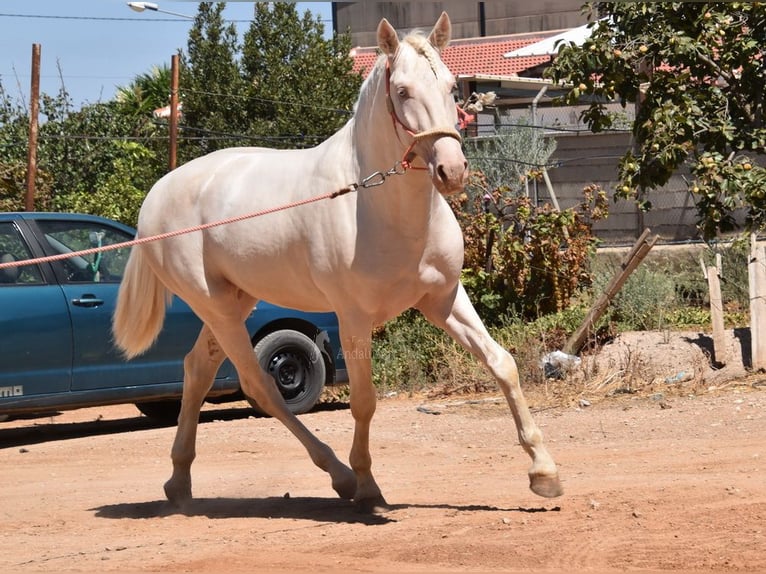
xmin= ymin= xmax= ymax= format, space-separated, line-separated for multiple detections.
xmin=749 ymin=233 xmax=766 ymax=370
xmin=706 ymin=265 xmax=727 ymax=366
xmin=562 ymin=228 xmax=657 ymax=355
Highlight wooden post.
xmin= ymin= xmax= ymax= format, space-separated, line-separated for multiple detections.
xmin=541 ymin=167 xmax=568 ymax=240
xmin=25 ymin=43 xmax=41 ymax=211
xmin=748 ymin=233 xmax=766 ymax=370
xmin=562 ymin=228 xmax=658 ymax=355
xmin=541 ymin=167 xmax=561 ymax=211
xmin=168 ymin=53 xmax=179 ymax=171
xmin=706 ymin=265 xmax=727 ymax=366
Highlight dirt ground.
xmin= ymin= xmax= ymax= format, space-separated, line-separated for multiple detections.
xmin=1 ymin=369 xmax=764 ymax=574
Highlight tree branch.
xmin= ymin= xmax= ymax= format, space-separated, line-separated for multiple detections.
xmin=695 ymin=50 xmax=755 ymax=124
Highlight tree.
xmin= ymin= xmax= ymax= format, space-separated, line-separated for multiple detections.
xmin=545 ymin=2 xmax=766 ymax=239
xmin=0 ymin=80 xmax=54 ymax=211
xmin=0 ymin=75 xmax=163 ymax=218
xmin=62 ymin=141 xmax=157 ymax=227
xmin=464 ymin=120 xmax=557 ymax=198
xmin=240 ymin=3 xmax=362 ymax=148
xmin=179 ymin=2 xmax=246 ymax=160
xmin=179 ymin=2 xmax=362 ymax=159
xmin=39 ymin=97 xmax=163 ymax=214
xmin=116 ymin=65 xmax=172 ymax=121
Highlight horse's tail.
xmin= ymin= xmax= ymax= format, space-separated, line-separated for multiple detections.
xmin=112 ymin=247 xmax=172 ymax=359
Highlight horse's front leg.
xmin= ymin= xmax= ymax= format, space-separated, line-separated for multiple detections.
xmin=339 ymin=319 xmax=389 ymax=513
xmin=419 ymin=284 xmax=563 ymax=498
xmin=164 ymin=324 xmax=225 ymax=507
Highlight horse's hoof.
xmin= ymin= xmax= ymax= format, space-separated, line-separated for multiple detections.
xmin=529 ymin=472 xmax=564 ymax=498
xmin=164 ymin=478 xmax=192 ymax=506
xmin=332 ymin=469 xmax=357 ymax=500
xmin=354 ymin=494 xmax=390 ymax=514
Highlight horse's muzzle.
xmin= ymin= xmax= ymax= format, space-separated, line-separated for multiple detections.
xmin=431 ymin=136 xmax=468 ymax=195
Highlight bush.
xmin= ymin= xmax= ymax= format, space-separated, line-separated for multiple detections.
xmin=371 ymin=310 xmax=448 ymax=394
xmin=591 ymin=261 xmax=676 ymax=331
xmin=449 ymin=183 xmax=607 ymax=324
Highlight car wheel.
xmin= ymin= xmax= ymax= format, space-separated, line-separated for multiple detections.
xmin=252 ymin=329 xmax=326 ymax=415
xmin=135 ymin=400 xmax=181 ymax=423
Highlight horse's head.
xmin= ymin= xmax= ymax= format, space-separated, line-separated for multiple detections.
xmin=378 ymin=12 xmax=468 ymax=196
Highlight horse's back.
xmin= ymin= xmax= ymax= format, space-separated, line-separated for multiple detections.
xmin=142 ymin=140 xmax=353 ymax=228
xmin=134 ymin=142 xmax=359 ymax=310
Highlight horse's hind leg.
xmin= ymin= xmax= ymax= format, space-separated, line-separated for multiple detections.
xmin=164 ymin=323 xmax=226 ymax=506
xmin=419 ymin=284 xmax=563 ymax=498
xmin=204 ymin=314 xmax=357 ymax=501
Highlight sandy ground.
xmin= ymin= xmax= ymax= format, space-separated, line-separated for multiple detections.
xmin=1 ymin=379 xmax=764 ymax=573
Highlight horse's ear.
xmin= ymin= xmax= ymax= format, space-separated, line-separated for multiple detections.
xmin=377 ymin=18 xmax=399 ymax=56
xmin=428 ymin=11 xmax=452 ymax=51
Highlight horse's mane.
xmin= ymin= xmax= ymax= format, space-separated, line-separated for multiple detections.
xmin=401 ymin=32 xmax=440 ymax=76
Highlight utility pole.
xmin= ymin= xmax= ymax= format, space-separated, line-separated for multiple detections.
xmin=169 ymin=53 xmax=179 ymax=171
xmin=25 ymin=43 xmax=41 ymax=211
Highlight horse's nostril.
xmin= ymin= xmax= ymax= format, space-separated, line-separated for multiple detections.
xmin=437 ymin=164 xmax=448 ymax=183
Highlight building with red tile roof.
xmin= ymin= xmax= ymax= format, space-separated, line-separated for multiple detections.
xmin=351 ymin=30 xmax=561 ymax=78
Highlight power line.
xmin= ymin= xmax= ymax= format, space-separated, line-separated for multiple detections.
xmin=473 ymin=121 xmax=632 ymax=135
xmin=0 ymin=12 xmax=332 ymax=24
xmin=10 ymin=131 xmax=627 ymax=169
xmin=0 ymin=12 xmax=195 ymax=22
xmin=176 ymin=123 xmax=327 ymax=144
xmin=464 ymin=155 xmax=561 ymax=169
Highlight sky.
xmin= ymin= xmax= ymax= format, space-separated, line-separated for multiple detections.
xmin=0 ymin=1 xmax=333 ymax=108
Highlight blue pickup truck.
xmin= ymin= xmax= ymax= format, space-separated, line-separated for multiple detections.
xmin=0 ymin=212 xmax=346 ymax=421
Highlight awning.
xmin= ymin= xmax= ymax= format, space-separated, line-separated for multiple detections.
xmin=504 ymin=23 xmax=594 ymax=58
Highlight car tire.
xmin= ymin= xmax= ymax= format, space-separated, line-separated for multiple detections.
xmin=135 ymin=400 xmax=182 ymax=423
xmin=252 ymin=329 xmax=326 ymax=415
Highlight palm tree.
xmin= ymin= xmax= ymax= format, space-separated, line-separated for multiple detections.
xmin=116 ymin=65 xmax=173 ymax=119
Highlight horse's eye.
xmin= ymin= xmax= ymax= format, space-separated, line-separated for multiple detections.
xmin=397 ymin=87 xmax=408 ymax=99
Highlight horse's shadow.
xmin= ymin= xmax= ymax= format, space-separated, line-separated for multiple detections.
xmin=92 ymin=496 xmax=560 ymax=525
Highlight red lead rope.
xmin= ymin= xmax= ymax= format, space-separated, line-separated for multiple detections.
xmin=0 ymin=191 xmax=350 ymax=272
xmin=2 ymin=60 xmax=465 ymax=273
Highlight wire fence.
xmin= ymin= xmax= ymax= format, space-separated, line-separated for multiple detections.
xmin=466 ymin=104 xmax=724 ymax=247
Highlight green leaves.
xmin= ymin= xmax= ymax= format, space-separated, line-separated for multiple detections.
xmin=545 ymin=2 xmax=766 ymax=239
xmin=180 ymin=2 xmax=361 ymax=156
xmin=0 ymin=2 xmax=361 ymax=222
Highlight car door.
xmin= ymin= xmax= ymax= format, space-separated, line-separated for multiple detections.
xmin=32 ymin=217 xmax=211 ymax=392
xmin=0 ymin=221 xmax=73 ymax=397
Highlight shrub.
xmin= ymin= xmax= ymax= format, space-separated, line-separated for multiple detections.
xmin=589 ymin=239 xmax=751 ymax=332
xmin=371 ymin=310 xmax=447 ymax=395
xmin=590 ymin=262 xmax=676 ymax=331
xmin=449 ymin=182 xmax=607 ymax=324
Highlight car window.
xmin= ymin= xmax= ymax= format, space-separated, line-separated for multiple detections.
xmin=0 ymin=222 xmax=44 ymax=285
xmin=36 ymin=220 xmax=133 ymax=284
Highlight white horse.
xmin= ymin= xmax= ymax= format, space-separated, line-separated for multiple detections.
xmin=113 ymin=12 xmax=562 ymax=512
